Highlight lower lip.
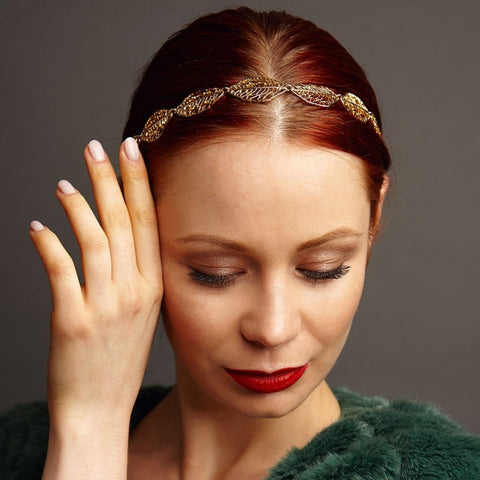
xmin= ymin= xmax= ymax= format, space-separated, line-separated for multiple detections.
xmin=225 ymin=364 xmax=308 ymax=393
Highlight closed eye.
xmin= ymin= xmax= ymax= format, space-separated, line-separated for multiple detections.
xmin=297 ymin=265 xmax=351 ymax=283
xmin=188 ymin=269 xmax=241 ymax=288
xmin=189 ymin=265 xmax=350 ymax=289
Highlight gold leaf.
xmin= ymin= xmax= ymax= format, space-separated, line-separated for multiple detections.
xmin=138 ymin=109 xmax=174 ymax=143
xmin=133 ymin=77 xmax=382 ymax=142
xmin=340 ymin=93 xmax=381 ymax=136
xmin=176 ymin=88 xmax=224 ymax=117
xmin=290 ymin=84 xmax=338 ymax=107
xmin=340 ymin=93 xmax=371 ymax=122
xmin=227 ymin=77 xmax=288 ymax=103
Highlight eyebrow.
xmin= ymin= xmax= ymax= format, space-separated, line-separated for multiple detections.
xmin=175 ymin=228 xmax=362 ymax=253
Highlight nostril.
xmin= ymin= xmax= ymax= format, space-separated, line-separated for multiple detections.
xmin=240 ymin=319 xmax=299 ymax=349
xmin=240 ymin=286 xmax=301 ymax=348
xmin=242 ymin=334 xmax=282 ymax=349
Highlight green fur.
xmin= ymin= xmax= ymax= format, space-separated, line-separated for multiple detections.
xmin=269 ymin=389 xmax=480 ymax=479
xmin=1 ymin=386 xmax=479 ymax=479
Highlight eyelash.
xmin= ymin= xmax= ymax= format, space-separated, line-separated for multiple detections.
xmin=188 ymin=265 xmax=351 ymax=289
xmin=297 ymin=265 xmax=351 ymax=283
xmin=188 ymin=269 xmax=242 ymax=289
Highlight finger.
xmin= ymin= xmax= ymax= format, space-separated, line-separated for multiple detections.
xmin=29 ymin=220 xmax=82 ymax=311
xmin=55 ymin=179 xmax=111 ymax=294
xmin=118 ymin=138 xmax=162 ymax=283
xmin=83 ymin=140 xmax=137 ymax=279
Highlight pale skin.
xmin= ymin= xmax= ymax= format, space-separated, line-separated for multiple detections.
xmin=30 ymin=134 xmax=388 ymax=480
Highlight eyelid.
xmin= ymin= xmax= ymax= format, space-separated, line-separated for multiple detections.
xmin=298 ymin=260 xmax=342 ymax=269
xmin=297 ymin=259 xmax=348 ymax=271
xmin=296 ymin=265 xmax=351 ymax=282
xmin=188 ymin=268 xmax=241 ymax=289
xmin=296 ymin=246 xmax=358 ymax=267
xmin=187 ymin=263 xmax=246 ymax=275
xmin=295 ymin=243 xmax=360 ymax=262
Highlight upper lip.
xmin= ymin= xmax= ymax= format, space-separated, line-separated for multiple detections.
xmin=225 ymin=365 xmax=306 ymax=376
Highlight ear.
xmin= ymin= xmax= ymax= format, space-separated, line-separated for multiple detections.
xmin=368 ymin=175 xmax=390 ymax=248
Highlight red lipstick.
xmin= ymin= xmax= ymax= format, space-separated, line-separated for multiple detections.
xmin=225 ymin=364 xmax=308 ymax=393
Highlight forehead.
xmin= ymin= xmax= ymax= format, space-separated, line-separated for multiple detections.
xmin=155 ymin=136 xmax=371 ymax=245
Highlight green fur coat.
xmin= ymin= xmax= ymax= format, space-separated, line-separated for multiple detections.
xmin=1 ymin=386 xmax=479 ymax=479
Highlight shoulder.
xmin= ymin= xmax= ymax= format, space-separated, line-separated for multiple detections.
xmin=0 ymin=385 xmax=170 ymax=480
xmin=339 ymin=388 xmax=480 ymax=477
xmin=269 ymin=387 xmax=480 ymax=480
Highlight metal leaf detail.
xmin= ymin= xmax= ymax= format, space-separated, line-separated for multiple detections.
xmin=136 ymin=109 xmax=174 ymax=143
xmin=133 ymin=77 xmax=382 ymax=142
xmin=227 ymin=78 xmax=288 ymax=103
xmin=291 ymin=84 xmax=338 ymax=107
xmin=175 ymin=88 xmax=225 ymax=117
xmin=340 ymin=93 xmax=370 ymax=122
xmin=340 ymin=93 xmax=381 ymax=135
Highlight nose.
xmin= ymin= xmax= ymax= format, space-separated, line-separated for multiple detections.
xmin=240 ymin=280 xmax=301 ymax=348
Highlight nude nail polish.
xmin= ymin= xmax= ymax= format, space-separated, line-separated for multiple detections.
xmin=30 ymin=220 xmax=44 ymax=232
xmin=124 ymin=137 xmax=140 ymax=161
xmin=57 ymin=179 xmax=76 ymax=195
xmin=88 ymin=139 xmax=105 ymax=162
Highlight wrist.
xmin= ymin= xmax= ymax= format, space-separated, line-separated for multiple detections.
xmin=48 ymin=406 xmax=132 ymax=439
xmin=43 ymin=417 xmax=130 ymax=480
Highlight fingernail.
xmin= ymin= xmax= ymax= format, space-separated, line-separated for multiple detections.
xmin=124 ymin=137 xmax=140 ymax=161
xmin=57 ymin=179 xmax=76 ymax=195
xmin=30 ymin=220 xmax=44 ymax=232
xmin=88 ymin=139 xmax=105 ymax=162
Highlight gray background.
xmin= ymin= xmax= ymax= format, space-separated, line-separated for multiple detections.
xmin=1 ymin=0 xmax=479 ymax=433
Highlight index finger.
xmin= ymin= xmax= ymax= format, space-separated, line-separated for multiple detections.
xmin=119 ymin=138 xmax=162 ymax=284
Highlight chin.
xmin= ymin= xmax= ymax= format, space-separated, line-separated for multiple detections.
xmin=231 ymin=401 xmax=305 ymax=419
xmin=216 ymin=381 xmax=321 ymax=419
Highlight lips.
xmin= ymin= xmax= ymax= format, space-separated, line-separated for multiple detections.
xmin=225 ymin=364 xmax=308 ymax=393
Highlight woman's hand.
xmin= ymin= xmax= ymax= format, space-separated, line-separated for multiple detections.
xmin=29 ymin=138 xmax=162 ymax=479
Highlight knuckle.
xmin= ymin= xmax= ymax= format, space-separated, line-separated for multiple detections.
xmin=68 ymin=320 xmax=94 ymax=339
xmin=105 ymin=209 xmax=131 ymax=229
xmin=125 ymin=166 xmax=146 ymax=182
xmin=149 ymin=277 xmax=163 ymax=299
xmin=52 ymin=312 xmax=93 ymax=339
xmin=47 ymin=254 xmax=74 ymax=278
xmin=94 ymin=163 xmax=115 ymax=180
xmin=141 ymin=281 xmax=162 ymax=308
xmin=83 ymin=233 xmax=108 ymax=253
xmin=119 ymin=284 xmax=143 ymax=314
xmin=133 ymin=206 xmax=157 ymax=227
xmin=150 ymin=289 xmax=163 ymax=305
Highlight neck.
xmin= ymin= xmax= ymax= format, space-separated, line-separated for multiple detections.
xmin=130 ymin=378 xmax=340 ymax=480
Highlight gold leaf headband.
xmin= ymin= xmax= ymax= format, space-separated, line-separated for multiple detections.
xmin=133 ymin=77 xmax=381 ymax=143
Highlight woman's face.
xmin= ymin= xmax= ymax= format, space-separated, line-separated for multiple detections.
xmin=155 ymin=135 xmax=373 ymax=418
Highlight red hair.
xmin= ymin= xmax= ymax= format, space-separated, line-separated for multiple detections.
xmin=123 ymin=7 xmax=391 ymax=218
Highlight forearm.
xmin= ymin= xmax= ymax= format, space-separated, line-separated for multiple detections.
xmin=42 ymin=416 xmax=130 ymax=480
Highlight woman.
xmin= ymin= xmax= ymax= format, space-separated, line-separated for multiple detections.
xmin=2 ymin=7 xmax=479 ymax=480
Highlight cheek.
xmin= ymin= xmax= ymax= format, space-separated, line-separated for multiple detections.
xmin=306 ymin=268 xmax=365 ymax=348
xmin=161 ymin=280 xmax=209 ymax=352
xmin=160 ymin=261 xmax=237 ymax=355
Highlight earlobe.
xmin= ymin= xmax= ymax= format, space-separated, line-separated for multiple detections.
xmin=369 ymin=175 xmax=390 ymax=247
